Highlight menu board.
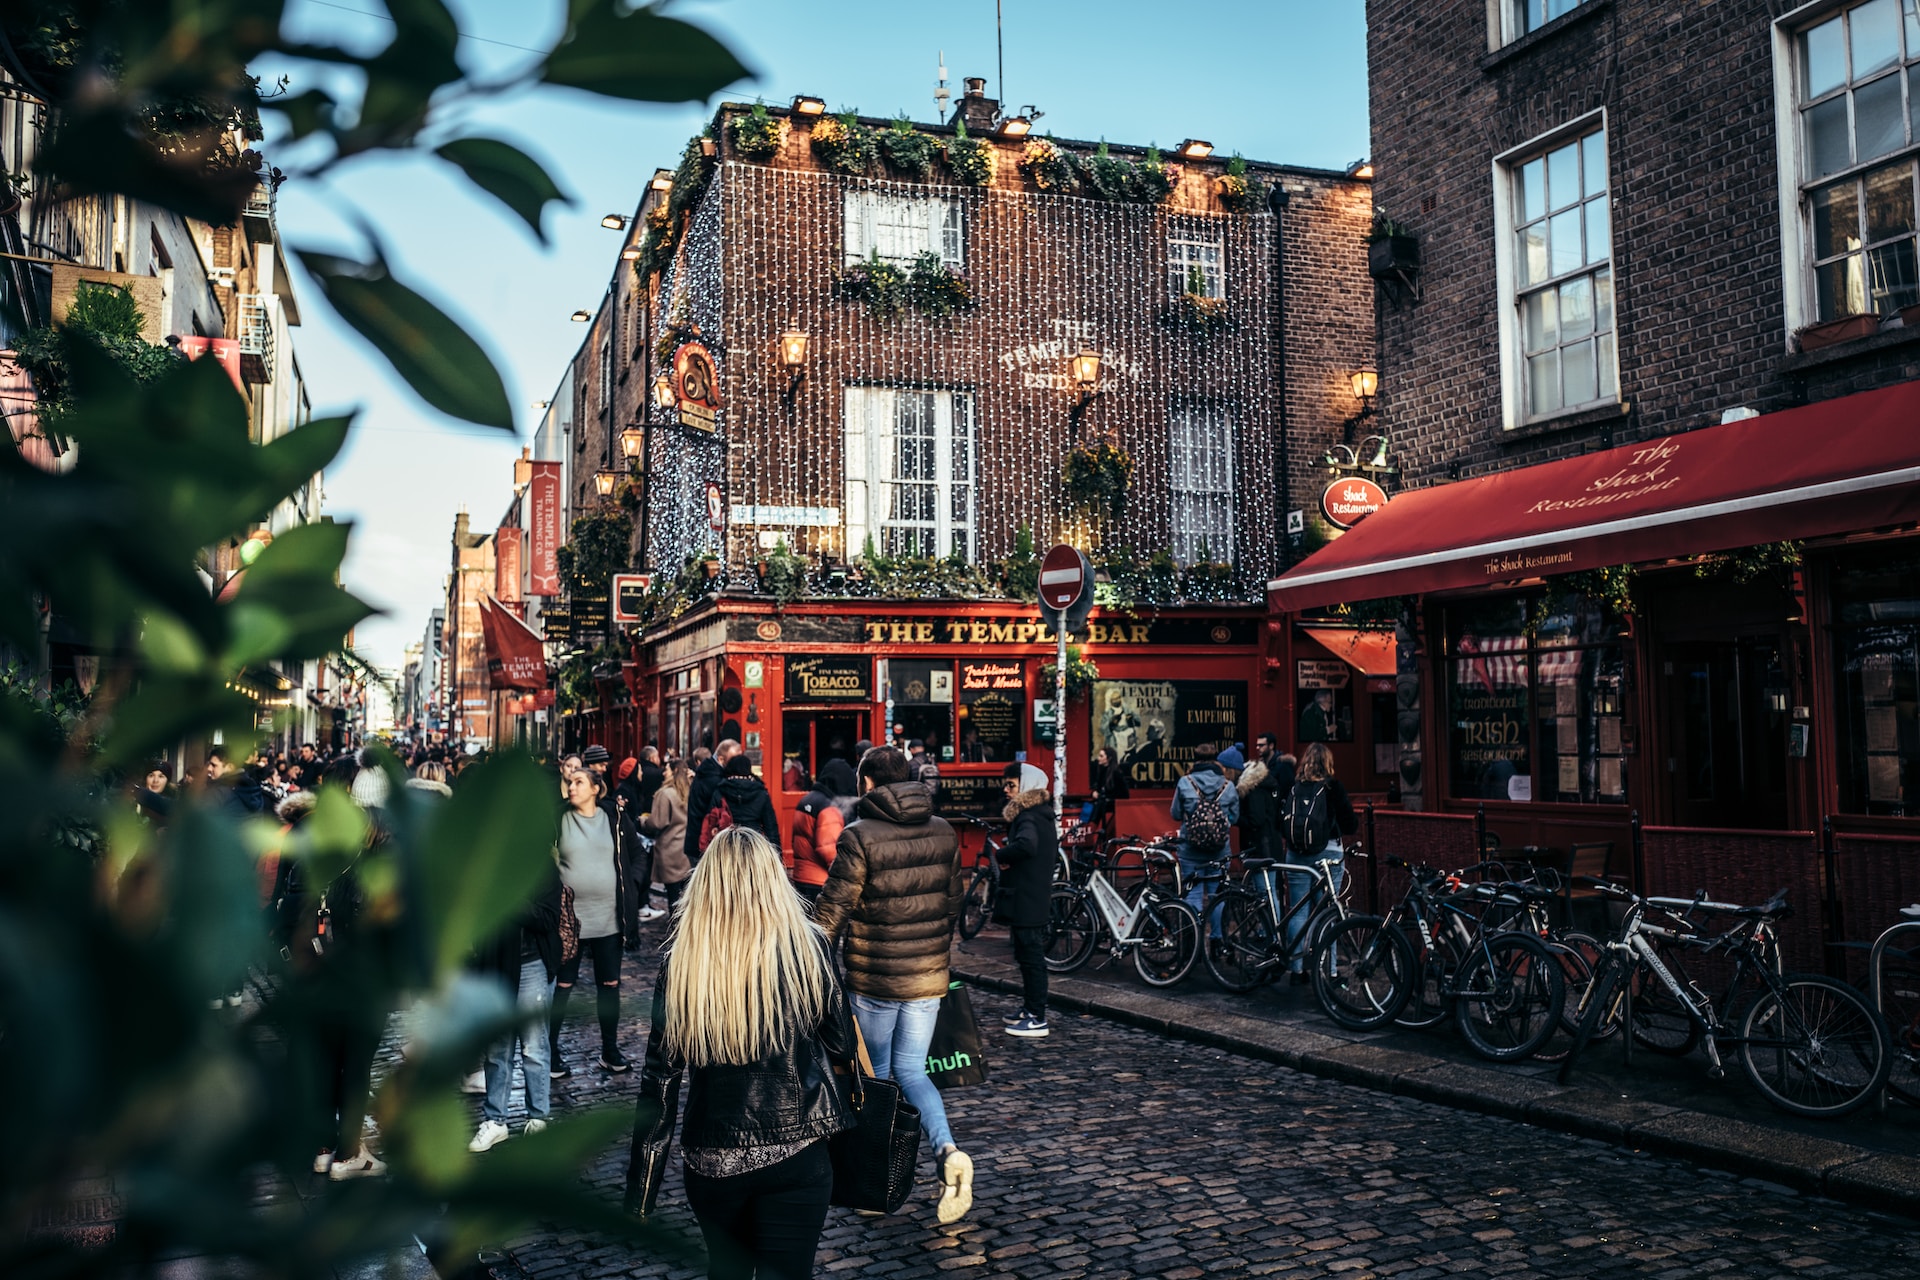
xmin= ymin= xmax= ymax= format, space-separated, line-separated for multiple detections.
xmin=935 ymin=773 xmax=1010 ymax=820
xmin=959 ymin=660 xmax=1024 ymax=762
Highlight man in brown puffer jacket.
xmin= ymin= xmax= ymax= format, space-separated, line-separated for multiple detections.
xmin=812 ymin=746 xmax=972 ymax=1224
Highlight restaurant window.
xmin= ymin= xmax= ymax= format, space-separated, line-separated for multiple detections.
xmin=1832 ymin=549 xmax=1920 ymax=815
xmin=1446 ymin=595 xmax=1629 ymax=804
xmin=844 ymin=386 xmax=975 ymax=561
xmin=1167 ymin=229 xmax=1224 ymax=300
xmin=883 ymin=658 xmax=956 ymax=761
xmin=1788 ymin=0 xmax=1920 ymax=322
xmin=1168 ymin=402 xmax=1234 ymax=565
xmin=843 ymin=191 xmax=964 ymax=269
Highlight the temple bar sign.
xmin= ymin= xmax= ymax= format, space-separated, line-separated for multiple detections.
xmin=859 ymin=616 xmax=1256 ymax=646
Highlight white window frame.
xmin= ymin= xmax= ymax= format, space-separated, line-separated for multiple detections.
xmin=1167 ymin=403 xmax=1235 ymax=565
xmin=1167 ymin=229 xmax=1225 ymax=300
xmin=844 ymin=386 xmax=975 ymax=561
xmin=1492 ymin=109 xmax=1620 ymax=430
xmin=1491 ymin=0 xmax=1594 ymax=47
xmin=1772 ymin=0 xmax=1920 ymax=341
xmin=843 ymin=190 xmax=964 ymax=269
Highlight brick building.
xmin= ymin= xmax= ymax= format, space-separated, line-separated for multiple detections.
xmin=544 ymin=82 xmax=1378 ymax=828
xmin=1267 ymin=0 xmax=1920 ymax=955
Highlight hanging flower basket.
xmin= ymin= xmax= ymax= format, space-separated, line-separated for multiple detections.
xmin=1063 ymin=439 xmax=1135 ymax=522
xmin=728 ymin=104 xmax=787 ymax=162
xmin=945 ymin=120 xmax=995 ymax=186
xmin=1217 ymin=155 xmax=1265 ymax=210
xmin=1018 ymin=137 xmax=1077 ymax=192
xmin=879 ymin=118 xmax=937 ymax=178
xmin=812 ymin=112 xmax=878 ymax=175
xmin=1174 ymin=290 xmax=1231 ymax=336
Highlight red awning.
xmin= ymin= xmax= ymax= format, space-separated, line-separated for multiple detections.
xmin=1270 ymin=381 xmax=1920 ymax=613
xmin=1299 ymin=627 xmax=1397 ymax=677
xmin=479 ymin=595 xmax=548 ymax=691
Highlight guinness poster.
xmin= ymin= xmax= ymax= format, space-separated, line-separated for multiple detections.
xmin=1092 ymin=679 xmax=1247 ymax=787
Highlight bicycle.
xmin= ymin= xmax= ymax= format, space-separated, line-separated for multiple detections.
xmin=1044 ymin=846 xmax=1201 ymax=988
xmin=1860 ymin=903 xmax=1920 ymax=1106
xmin=1326 ymin=857 xmax=1566 ymax=1059
xmin=1558 ymin=881 xmax=1892 ymax=1118
xmin=954 ymin=817 xmax=1008 ymax=941
xmin=1197 ymin=847 xmax=1363 ymax=993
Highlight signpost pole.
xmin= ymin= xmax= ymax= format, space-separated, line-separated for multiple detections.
xmin=1053 ymin=622 xmax=1067 ymax=820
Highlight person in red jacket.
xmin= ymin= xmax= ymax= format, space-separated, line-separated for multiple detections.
xmin=788 ymin=758 xmax=856 ymax=903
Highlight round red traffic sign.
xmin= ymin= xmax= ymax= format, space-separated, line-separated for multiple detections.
xmin=1322 ymin=477 xmax=1388 ymax=529
xmin=1039 ymin=543 xmax=1088 ymax=610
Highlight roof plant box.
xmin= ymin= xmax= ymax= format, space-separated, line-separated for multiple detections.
xmin=1367 ymin=234 xmax=1419 ymax=279
xmin=1794 ymin=314 xmax=1878 ymax=351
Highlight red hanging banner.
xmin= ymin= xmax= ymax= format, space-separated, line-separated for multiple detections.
xmin=528 ymin=462 xmax=562 ymax=596
xmin=478 ymin=595 xmax=548 ymax=690
xmin=495 ymin=526 xmax=523 ymax=603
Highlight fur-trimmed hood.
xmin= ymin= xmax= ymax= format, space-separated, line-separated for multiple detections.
xmin=276 ymin=790 xmax=318 ymax=824
xmin=1237 ymin=758 xmax=1269 ymax=799
xmin=1002 ymin=787 xmax=1051 ymax=823
xmin=404 ymin=777 xmax=453 ymax=798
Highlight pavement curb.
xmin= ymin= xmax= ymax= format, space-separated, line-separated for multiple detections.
xmin=953 ymin=963 xmax=1920 ymax=1220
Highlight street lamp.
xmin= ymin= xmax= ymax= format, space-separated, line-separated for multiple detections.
xmin=594 ymin=467 xmax=619 ymax=497
xmin=1070 ymin=348 xmax=1102 ymax=393
xmin=621 ymin=243 xmax=643 ymax=261
xmin=649 ymin=174 xmax=673 ymax=192
xmin=998 ymin=116 xmax=1032 ymax=138
xmin=777 ymin=328 xmax=809 ymax=367
xmin=1175 ymin=139 xmax=1213 ymax=159
xmin=791 ymin=95 xmax=827 ymax=116
xmin=1347 ymin=158 xmax=1375 ymax=179
xmin=653 ymin=370 xmax=675 ymax=409
xmin=1350 ymin=365 xmax=1379 ymax=402
xmin=620 ymin=424 xmax=645 ymax=460
xmin=570 ymin=309 xmax=591 ymax=322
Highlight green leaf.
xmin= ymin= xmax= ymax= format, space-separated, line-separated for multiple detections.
xmin=295 ymin=249 xmax=512 ymax=429
xmin=98 ymin=675 xmax=259 ymax=771
xmin=543 ymin=1 xmax=751 ymax=103
xmin=417 ymin=752 xmax=559 ymax=977
xmin=435 ymin=138 xmax=571 ymax=243
xmin=39 ymin=107 xmax=260 ymax=226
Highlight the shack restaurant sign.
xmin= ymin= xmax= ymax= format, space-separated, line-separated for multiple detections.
xmin=1322 ymin=477 xmax=1388 ymax=529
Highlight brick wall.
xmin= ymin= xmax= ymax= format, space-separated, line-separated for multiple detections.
xmin=628 ymin=106 xmax=1372 ymax=578
xmin=1367 ymin=0 xmax=1920 ymax=490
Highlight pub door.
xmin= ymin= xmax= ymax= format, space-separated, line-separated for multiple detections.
xmin=1659 ymin=638 xmax=1791 ymax=829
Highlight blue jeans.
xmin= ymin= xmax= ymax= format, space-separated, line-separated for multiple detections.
xmin=1178 ymin=842 xmax=1228 ymax=920
xmin=850 ymin=993 xmax=953 ymax=1154
xmin=1283 ymin=843 xmax=1345 ymax=973
xmin=485 ymin=959 xmax=555 ymax=1123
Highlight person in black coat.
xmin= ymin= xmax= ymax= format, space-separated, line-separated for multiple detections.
xmin=470 ymin=864 xmax=564 ymax=1152
xmin=995 ymin=762 xmax=1058 ymax=1037
xmin=709 ymin=754 xmax=783 ymax=853
xmin=683 ymin=742 xmax=736 ymax=864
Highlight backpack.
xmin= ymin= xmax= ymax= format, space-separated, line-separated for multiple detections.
xmin=698 ymin=793 xmax=734 ymax=849
xmin=1182 ymin=772 xmax=1232 ymax=853
xmin=1282 ymin=779 xmax=1338 ymax=859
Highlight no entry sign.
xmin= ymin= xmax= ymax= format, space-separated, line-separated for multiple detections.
xmin=1039 ymin=543 xmax=1089 ymax=610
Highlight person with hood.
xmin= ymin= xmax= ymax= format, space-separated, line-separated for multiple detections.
xmin=1171 ymin=742 xmax=1240 ymax=915
xmin=684 ymin=740 xmax=738 ymax=866
xmin=708 ymin=754 xmax=782 ymax=852
xmin=789 ymin=757 xmax=856 ymax=903
xmin=207 ymin=746 xmax=268 ymax=816
xmin=642 ymin=757 xmax=694 ymax=911
xmin=1235 ymin=734 xmax=1292 ymax=863
xmin=996 ymin=761 xmax=1056 ymax=1038
xmin=812 ymin=747 xmax=973 ymax=1224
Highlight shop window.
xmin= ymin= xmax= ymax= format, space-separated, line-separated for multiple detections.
xmin=843 ymin=191 xmax=964 ymax=269
xmin=883 ymin=657 xmax=956 ymax=761
xmin=844 ymin=386 xmax=975 ymax=561
xmin=780 ymin=709 xmax=867 ymax=792
xmin=1832 ymin=551 xmax=1920 ymax=815
xmin=1446 ymin=595 xmax=1629 ymax=804
xmin=1090 ymin=678 xmax=1249 ymax=788
xmin=1295 ymin=659 xmax=1355 ymax=743
xmin=1781 ymin=1 xmax=1920 ymax=326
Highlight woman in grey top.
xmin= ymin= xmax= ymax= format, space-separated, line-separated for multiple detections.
xmin=550 ymin=767 xmax=641 ymax=1075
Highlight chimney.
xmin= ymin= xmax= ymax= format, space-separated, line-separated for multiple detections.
xmin=959 ymin=77 xmax=999 ymax=134
xmin=514 ymin=445 xmax=532 ymax=492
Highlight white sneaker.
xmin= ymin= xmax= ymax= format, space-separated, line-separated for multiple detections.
xmin=468 ymin=1120 xmax=511 ymax=1153
xmin=312 ymin=1149 xmax=334 ymax=1175
xmin=524 ymin=1118 xmax=547 ymax=1136
xmin=328 ymin=1146 xmax=386 ymax=1180
xmin=936 ymin=1147 xmax=974 ymax=1224
xmin=459 ymin=1070 xmax=486 ymax=1094
xmin=638 ymin=907 xmax=665 ymax=922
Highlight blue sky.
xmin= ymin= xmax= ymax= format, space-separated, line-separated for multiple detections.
xmin=267 ymin=0 xmax=1370 ymax=668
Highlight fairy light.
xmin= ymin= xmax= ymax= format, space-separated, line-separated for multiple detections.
xmin=636 ymin=143 xmax=1284 ymax=598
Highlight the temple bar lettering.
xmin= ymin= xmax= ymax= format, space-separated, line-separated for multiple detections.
xmin=857 ymin=617 xmax=1256 ymax=647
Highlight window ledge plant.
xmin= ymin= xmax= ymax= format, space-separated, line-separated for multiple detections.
xmin=728 ymin=103 xmax=786 ymax=161
xmin=1041 ymin=645 xmax=1102 ymax=699
xmin=1367 ymin=210 xmax=1419 ymax=278
xmin=945 ymin=119 xmax=994 ymax=186
xmin=838 ymin=252 xmax=974 ymax=320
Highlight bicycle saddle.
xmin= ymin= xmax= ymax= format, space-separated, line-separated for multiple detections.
xmin=1241 ymin=857 xmax=1279 ymax=870
xmin=1902 ymin=904 xmax=1920 ymax=919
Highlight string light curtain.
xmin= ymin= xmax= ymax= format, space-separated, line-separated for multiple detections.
xmin=643 ymin=150 xmax=1283 ymax=589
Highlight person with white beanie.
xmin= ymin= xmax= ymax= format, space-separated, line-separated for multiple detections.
xmin=996 ymin=761 xmax=1056 ymax=1038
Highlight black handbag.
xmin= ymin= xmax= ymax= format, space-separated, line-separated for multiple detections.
xmin=828 ymin=1020 xmax=921 ymax=1214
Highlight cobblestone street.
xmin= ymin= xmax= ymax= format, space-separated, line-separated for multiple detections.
xmin=477 ymin=946 xmax=1920 ymax=1280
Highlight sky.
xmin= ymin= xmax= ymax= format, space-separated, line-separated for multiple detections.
xmin=265 ymin=0 xmax=1370 ymax=671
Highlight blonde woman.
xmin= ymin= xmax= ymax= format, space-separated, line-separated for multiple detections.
xmin=625 ymin=826 xmax=855 ymax=1280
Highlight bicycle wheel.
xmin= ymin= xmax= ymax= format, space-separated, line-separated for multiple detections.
xmin=958 ymin=868 xmax=993 ymax=940
xmin=1133 ymin=896 xmax=1201 ymax=988
xmin=1454 ymin=932 xmax=1566 ymax=1062
xmin=1737 ymin=973 xmax=1891 ymax=1118
xmin=1395 ymin=929 xmax=1463 ymax=1030
xmin=1201 ymin=890 xmax=1273 ymax=994
xmin=1529 ymin=941 xmax=1595 ymax=1064
xmin=1043 ymin=889 xmax=1097 ymax=973
xmin=1311 ymin=914 xmax=1414 ymax=1031
xmin=1557 ymin=952 xmax=1628 ymax=1085
xmin=1882 ymin=963 xmax=1920 ymax=1106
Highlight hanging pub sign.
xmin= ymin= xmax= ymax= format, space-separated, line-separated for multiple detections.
xmin=672 ymin=341 xmax=721 ymax=433
xmin=786 ymin=655 xmax=871 ymax=703
xmin=612 ymin=573 xmax=653 ymax=624
xmin=1322 ymin=477 xmax=1388 ymax=529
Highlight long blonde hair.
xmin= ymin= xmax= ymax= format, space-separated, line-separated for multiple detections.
xmin=666 ymin=759 xmax=691 ymax=802
xmin=663 ymin=826 xmax=832 ymax=1066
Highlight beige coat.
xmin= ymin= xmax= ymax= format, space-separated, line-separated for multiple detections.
xmin=647 ymin=785 xmax=692 ymax=885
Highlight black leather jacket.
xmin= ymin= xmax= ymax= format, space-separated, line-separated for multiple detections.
xmin=624 ymin=942 xmax=856 ymax=1216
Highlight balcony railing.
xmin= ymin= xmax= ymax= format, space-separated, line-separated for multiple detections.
xmin=242 ymin=183 xmax=275 ymax=242
xmin=237 ymin=294 xmax=274 ymax=383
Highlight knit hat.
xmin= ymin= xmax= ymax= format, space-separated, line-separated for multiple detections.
xmin=1218 ymin=744 xmax=1246 ymax=771
xmin=617 ymin=756 xmax=638 ymax=781
xmin=582 ymin=744 xmax=611 ymax=765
